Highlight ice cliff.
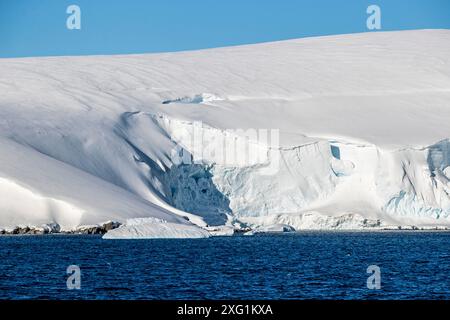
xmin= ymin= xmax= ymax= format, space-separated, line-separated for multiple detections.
xmin=1 ymin=30 xmax=450 ymax=237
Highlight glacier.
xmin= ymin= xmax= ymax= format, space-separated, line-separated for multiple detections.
xmin=1 ymin=29 xmax=450 ymax=238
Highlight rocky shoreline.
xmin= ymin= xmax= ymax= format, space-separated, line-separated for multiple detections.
xmin=0 ymin=221 xmax=121 ymax=235
xmin=1 ymin=221 xmax=449 ymax=237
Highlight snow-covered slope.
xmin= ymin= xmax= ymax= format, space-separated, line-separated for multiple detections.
xmin=1 ymin=29 xmax=450 ymax=234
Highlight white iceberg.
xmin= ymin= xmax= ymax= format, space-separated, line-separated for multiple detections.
xmin=103 ymin=218 xmax=210 ymax=239
xmin=204 ymin=225 xmax=235 ymax=236
xmin=244 ymin=224 xmax=296 ymax=235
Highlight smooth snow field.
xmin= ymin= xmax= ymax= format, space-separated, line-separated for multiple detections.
xmin=1 ymin=30 xmax=450 ymax=237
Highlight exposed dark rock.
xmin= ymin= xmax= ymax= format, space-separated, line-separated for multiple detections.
xmin=73 ymin=221 xmax=122 ymax=235
xmin=103 ymin=221 xmax=122 ymax=231
xmin=2 ymin=224 xmax=60 ymax=235
xmin=12 ymin=226 xmax=30 ymax=234
xmin=0 ymin=221 xmax=120 ymax=235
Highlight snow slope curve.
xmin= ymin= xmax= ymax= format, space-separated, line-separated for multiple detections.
xmin=1 ymin=29 xmax=450 ymax=232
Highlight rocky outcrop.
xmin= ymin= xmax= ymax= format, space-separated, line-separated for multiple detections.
xmin=70 ymin=221 xmax=122 ymax=234
xmin=0 ymin=221 xmax=121 ymax=235
xmin=0 ymin=223 xmax=61 ymax=235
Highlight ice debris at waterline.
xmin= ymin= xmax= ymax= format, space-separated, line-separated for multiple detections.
xmin=102 ymin=218 xmax=210 ymax=239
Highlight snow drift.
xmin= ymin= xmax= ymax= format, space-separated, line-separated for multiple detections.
xmin=1 ymin=29 xmax=450 ymax=237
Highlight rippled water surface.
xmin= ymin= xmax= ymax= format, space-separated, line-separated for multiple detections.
xmin=0 ymin=232 xmax=449 ymax=299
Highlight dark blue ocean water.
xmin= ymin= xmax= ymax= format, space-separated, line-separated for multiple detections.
xmin=0 ymin=232 xmax=449 ymax=300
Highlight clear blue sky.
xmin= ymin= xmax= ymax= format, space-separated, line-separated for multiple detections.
xmin=1 ymin=0 xmax=449 ymax=58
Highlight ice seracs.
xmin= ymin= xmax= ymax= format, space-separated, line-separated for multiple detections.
xmin=1 ymin=29 xmax=450 ymax=237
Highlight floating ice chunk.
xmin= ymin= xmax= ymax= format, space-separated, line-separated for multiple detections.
xmin=204 ymin=225 xmax=235 ymax=236
xmin=245 ymin=224 xmax=295 ymax=235
xmin=103 ymin=218 xmax=210 ymax=239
